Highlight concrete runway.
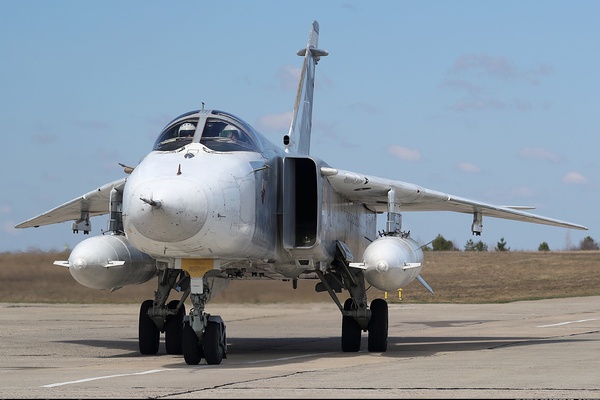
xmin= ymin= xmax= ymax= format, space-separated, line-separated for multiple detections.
xmin=1 ymin=297 xmax=599 ymax=398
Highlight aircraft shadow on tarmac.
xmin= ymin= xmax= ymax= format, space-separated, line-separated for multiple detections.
xmin=58 ymin=335 xmax=587 ymax=365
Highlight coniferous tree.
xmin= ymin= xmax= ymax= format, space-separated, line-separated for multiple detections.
xmin=538 ymin=242 xmax=550 ymax=251
xmin=495 ymin=237 xmax=510 ymax=251
xmin=465 ymin=239 xmax=488 ymax=251
xmin=431 ymin=234 xmax=456 ymax=251
xmin=579 ymin=236 xmax=599 ymax=250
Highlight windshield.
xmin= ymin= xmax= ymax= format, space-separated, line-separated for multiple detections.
xmin=199 ymin=118 xmax=258 ymax=152
xmin=153 ymin=117 xmax=199 ymax=151
xmin=152 ymin=110 xmax=261 ymax=152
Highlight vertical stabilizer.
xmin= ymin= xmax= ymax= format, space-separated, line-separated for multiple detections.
xmin=284 ymin=21 xmax=328 ymax=155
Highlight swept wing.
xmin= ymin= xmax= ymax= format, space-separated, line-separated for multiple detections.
xmin=15 ymin=178 xmax=127 ymax=229
xmin=321 ymin=167 xmax=587 ymax=230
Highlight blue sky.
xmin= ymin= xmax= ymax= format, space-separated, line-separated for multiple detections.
xmin=1 ymin=0 xmax=597 ymax=252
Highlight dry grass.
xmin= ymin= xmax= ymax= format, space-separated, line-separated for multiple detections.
xmin=1 ymin=250 xmax=599 ymax=304
xmin=403 ymin=250 xmax=600 ymax=303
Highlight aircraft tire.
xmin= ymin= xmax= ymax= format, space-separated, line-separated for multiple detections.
xmin=203 ymin=320 xmax=225 ymax=365
xmin=139 ymin=299 xmax=160 ymax=355
xmin=165 ymin=300 xmax=185 ymax=355
xmin=367 ymin=298 xmax=388 ymax=352
xmin=182 ymin=321 xmax=202 ymax=365
xmin=341 ymin=298 xmax=361 ymax=352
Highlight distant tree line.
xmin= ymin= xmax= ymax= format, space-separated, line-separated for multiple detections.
xmin=423 ymin=234 xmax=598 ymax=252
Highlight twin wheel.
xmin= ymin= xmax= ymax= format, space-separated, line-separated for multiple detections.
xmin=342 ymin=298 xmax=388 ymax=353
xmin=138 ymin=299 xmax=226 ymax=365
xmin=181 ymin=317 xmax=226 ymax=365
xmin=138 ymin=299 xmax=185 ymax=355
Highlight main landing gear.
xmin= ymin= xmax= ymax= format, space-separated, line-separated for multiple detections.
xmin=316 ymin=244 xmax=389 ymax=353
xmin=138 ymin=269 xmax=189 ymax=355
xmin=139 ymin=298 xmax=186 ymax=354
xmin=341 ymin=297 xmax=388 ymax=352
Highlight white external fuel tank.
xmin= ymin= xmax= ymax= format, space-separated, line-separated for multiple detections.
xmin=354 ymin=236 xmax=424 ymax=292
xmin=55 ymin=234 xmax=158 ymax=290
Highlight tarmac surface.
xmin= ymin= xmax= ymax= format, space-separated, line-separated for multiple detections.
xmin=1 ymin=297 xmax=599 ymax=398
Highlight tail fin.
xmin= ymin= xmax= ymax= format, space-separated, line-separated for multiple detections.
xmin=284 ymin=21 xmax=328 ymax=155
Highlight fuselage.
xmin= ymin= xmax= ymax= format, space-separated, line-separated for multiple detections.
xmin=120 ymin=109 xmax=378 ymax=279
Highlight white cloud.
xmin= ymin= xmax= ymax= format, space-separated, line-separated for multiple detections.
xmin=456 ymin=162 xmax=480 ymax=173
xmin=387 ymin=145 xmax=421 ymax=161
xmin=563 ymin=172 xmax=588 ymax=184
xmin=256 ymin=112 xmax=292 ymax=132
xmin=277 ymin=66 xmax=301 ymax=91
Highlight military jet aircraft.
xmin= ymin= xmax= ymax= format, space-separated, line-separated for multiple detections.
xmin=16 ymin=21 xmax=587 ymax=365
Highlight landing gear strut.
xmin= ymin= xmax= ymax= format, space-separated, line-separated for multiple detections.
xmin=316 ymin=243 xmax=389 ymax=353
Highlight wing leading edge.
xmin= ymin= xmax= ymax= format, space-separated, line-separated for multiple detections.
xmin=321 ymin=167 xmax=587 ymax=231
xmin=15 ymin=178 xmax=127 ymax=229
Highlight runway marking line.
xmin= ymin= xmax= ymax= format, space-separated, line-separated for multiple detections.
xmin=538 ymin=318 xmax=598 ymax=328
xmin=41 ymin=369 xmax=177 ymax=388
xmin=41 ymin=352 xmax=337 ymax=386
xmin=243 ymin=352 xmax=336 ymax=364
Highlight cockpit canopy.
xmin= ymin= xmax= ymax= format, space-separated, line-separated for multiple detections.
xmin=153 ymin=110 xmax=261 ymax=152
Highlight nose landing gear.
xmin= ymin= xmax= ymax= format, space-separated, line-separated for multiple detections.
xmin=181 ymin=292 xmax=227 ymax=365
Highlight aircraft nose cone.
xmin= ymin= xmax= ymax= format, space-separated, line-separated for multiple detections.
xmin=128 ymin=178 xmax=208 ymax=242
